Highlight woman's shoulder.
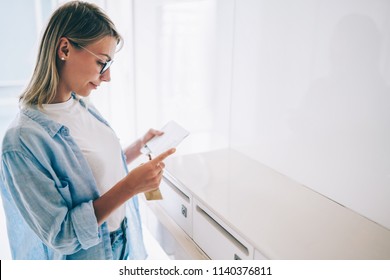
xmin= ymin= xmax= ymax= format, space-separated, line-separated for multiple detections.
xmin=1 ymin=109 xmax=57 ymax=154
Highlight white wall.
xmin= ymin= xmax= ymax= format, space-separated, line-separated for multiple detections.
xmin=230 ymin=0 xmax=390 ymax=229
xmin=132 ymin=0 xmax=234 ymax=154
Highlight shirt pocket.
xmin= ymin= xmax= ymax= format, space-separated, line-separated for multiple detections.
xmin=58 ymin=179 xmax=73 ymax=209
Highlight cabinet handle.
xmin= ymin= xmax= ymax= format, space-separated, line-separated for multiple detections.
xmin=181 ymin=204 xmax=188 ymax=218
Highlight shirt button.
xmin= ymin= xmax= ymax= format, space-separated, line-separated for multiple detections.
xmin=62 ymin=127 xmax=69 ymax=136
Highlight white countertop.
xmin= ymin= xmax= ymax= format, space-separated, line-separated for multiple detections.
xmin=164 ymin=148 xmax=390 ymax=259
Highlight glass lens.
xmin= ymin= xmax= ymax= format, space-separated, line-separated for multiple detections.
xmin=100 ymin=60 xmax=113 ymax=74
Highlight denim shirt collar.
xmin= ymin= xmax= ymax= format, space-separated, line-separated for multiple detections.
xmin=20 ymin=93 xmax=94 ymax=138
xmin=21 ymin=107 xmax=62 ymax=138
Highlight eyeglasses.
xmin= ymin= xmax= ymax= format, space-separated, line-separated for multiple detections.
xmin=76 ymin=44 xmax=114 ymax=75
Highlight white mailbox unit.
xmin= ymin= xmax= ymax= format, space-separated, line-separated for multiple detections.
xmin=142 ymin=148 xmax=390 ymax=259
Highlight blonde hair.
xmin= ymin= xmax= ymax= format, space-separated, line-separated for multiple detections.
xmin=20 ymin=1 xmax=123 ymax=107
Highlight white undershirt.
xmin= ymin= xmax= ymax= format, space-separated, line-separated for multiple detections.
xmin=42 ymin=97 xmax=125 ymax=232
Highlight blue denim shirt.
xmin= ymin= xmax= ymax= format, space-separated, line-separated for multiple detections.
xmin=0 ymin=96 xmax=147 ymax=260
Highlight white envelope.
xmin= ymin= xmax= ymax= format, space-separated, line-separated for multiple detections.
xmin=141 ymin=120 xmax=190 ymax=156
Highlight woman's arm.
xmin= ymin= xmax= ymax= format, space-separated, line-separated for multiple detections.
xmin=2 ymin=151 xmax=99 ymax=254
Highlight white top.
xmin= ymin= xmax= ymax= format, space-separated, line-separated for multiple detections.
xmin=42 ymin=97 xmax=126 ymax=232
xmin=164 ymin=149 xmax=390 ymax=259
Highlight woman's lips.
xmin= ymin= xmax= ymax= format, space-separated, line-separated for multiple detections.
xmin=90 ymin=82 xmax=98 ymax=89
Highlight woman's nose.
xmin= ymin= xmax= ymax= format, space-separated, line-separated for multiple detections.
xmin=100 ymin=68 xmax=111 ymax=82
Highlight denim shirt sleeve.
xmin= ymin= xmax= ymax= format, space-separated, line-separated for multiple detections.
xmin=2 ymin=150 xmax=101 ymax=255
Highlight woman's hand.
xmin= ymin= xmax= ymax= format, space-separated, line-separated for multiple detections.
xmin=124 ymin=128 xmax=164 ymax=164
xmin=122 ymin=148 xmax=175 ymax=195
xmin=93 ymin=148 xmax=175 ymax=225
xmin=141 ymin=128 xmax=164 ymax=145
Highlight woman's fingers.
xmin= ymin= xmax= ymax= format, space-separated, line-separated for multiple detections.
xmin=142 ymin=128 xmax=164 ymax=144
xmin=151 ymin=148 xmax=176 ymax=163
xmin=127 ymin=148 xmax=175 ymax=194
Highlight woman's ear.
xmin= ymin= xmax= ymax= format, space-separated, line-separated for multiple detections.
xmin=57 ymin=37 xmax=70 ymax=61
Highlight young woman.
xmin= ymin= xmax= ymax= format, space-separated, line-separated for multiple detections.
xmin=0 ymin=1 xmax=174 ymax=259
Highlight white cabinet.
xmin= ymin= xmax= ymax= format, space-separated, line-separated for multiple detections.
xmin=139 ymin=194 xmax=208 ymax=260
xmin=192 ymin=199 xmax=254 ymax=260
xmin=158 ymin=177 xmax=193 ymax=237
xmin=160 ymin=149 xmax=390 ymax=259
xmin=153 ymin=174 xmax=258 ymax=260
xmin=157 ymin=178 xmax=268 ymax=260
